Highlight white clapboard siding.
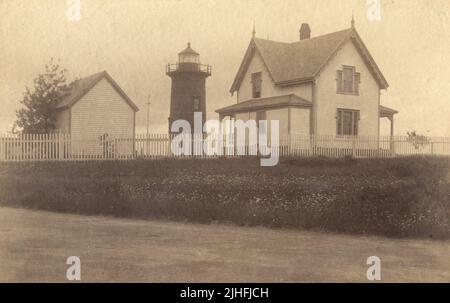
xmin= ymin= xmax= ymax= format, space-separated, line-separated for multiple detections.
xmin=70 ymin=78 xmax=135 ymax=157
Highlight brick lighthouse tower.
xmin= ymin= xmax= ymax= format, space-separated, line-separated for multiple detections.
xmin=166 ymin=42 xmax=211 ymax=134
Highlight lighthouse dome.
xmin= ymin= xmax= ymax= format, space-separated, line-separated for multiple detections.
xmin=178 ymin=42 xmax=200 ymax=63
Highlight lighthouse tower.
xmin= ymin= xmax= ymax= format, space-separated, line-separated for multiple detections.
xmin=166 ymin=43 xmax=211 ymax=134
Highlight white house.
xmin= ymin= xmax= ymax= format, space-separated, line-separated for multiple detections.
xmin=216 ymin=22 xmax=398 ymax=142
xmin=55 ymin=71 xmax=139 ymax=156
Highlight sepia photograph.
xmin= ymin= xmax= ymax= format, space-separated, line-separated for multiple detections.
xmin=0 ymin=0 xmax=449 ymax=289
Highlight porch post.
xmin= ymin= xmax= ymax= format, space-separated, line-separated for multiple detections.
xmin=390 ymin=116 xmax=394 ymax=137
xmin=218 ymin=114 xmax=225 ymax=156
xmin=220 ymin=114 xmax=234 ymax=156
xmin=389 ymin=116 xmax=395 ymax=154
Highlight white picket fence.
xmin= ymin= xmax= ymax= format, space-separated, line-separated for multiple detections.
xmin=0 ymin=133 xmax=449 ymax=162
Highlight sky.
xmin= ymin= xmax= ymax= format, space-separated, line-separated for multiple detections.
xmin=0 ymin=0 xmax=449 ymax=136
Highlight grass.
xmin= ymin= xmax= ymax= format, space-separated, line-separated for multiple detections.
xmin=0 ymin=206 xmax=449 ymax=282
xmin=0 ymin=157 xmax=449 ymax=238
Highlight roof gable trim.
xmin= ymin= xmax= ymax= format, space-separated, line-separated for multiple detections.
xmin=313 ymin=29 xmax=389 ymax=89
xmin=349 ymin=30 xmax=389 ymax=89
xmin=58 ymin=71 xmax=140 ymax=112
xmin=230 ymin=28 xmax=389 ymax=92
xmin=229 ymin=39 xmax=276 ymax=94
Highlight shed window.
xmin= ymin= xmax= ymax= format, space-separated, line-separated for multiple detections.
xmin=251 ymin=72 xmax=262 ymax=98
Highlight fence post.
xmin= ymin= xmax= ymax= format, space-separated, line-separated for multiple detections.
xmin=114 ymin=138 xmax=117 ymax=160
xmin=310 ymin=134 xmax=315 ymax=157
xmin=352 ymin=137 xmax=356 ymax=157
xmin=287 ymin=133 xmax=291 ymax=157
xmin=390 ymin=136 xmax=395 ymax=156
xmin=58 ymin=133 xmax=63 ymax=160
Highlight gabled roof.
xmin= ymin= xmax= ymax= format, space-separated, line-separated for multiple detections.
xmin=230 ymin=27 xmax=388 ymax=93
xmin=216 ymin=94 xmax=311 ymax=115
xmin=56 ymin=71 xmax=139 ymax=112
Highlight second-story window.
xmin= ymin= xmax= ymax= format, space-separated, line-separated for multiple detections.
xmin=337 ymin=66 xmax=360 ymax=95
xmin=251 ymin=72 xmax=262 ymax=98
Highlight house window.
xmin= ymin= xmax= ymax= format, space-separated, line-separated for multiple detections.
xmin=337 ymin=109 xmax=359 ymax=136
xmin=251 ymin=72 xmax=262 ymax=98
xmin=193 ymin=97 xmax=200 ymax=111
xmin=337 ymin=66 xmax=360 ymax=94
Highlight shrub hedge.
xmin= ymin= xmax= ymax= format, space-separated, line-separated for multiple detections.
xmin=0 ymin=157 xmax=448 ymax=238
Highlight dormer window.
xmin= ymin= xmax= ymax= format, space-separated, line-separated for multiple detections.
xmin=337 ymin=66 xmax=360 ymax=95
xmin=251 ymin=72 xmax=262 ymax=98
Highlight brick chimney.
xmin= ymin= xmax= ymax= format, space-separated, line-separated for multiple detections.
xmin=299 ymin=23 xmax=311 ymax=40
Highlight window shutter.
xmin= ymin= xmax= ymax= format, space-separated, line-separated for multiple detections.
xmin=353 ymin=111 xmax=359 ymax=136
xmin=336 ymin=70 xmax=343 ymax=93
xmin=337 ymin=110 xmax=342 ymax=135
xmin=354 ymin=72 xmax=360 ymax=94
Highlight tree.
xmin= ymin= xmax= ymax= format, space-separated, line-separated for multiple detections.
xmin=406 ymin=130 xmax=430 ymax=150
xmin=15 ymin=58 xmax=68 ymax=133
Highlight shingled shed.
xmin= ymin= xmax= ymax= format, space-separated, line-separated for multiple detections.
xmin=55 ymin=71 xmax=139 ymax=156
